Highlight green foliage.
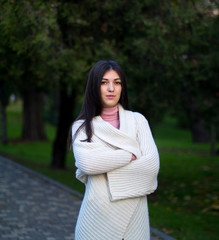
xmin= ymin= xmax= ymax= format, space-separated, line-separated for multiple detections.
xmin=128 ymin=1 xmax=218 ymax=128
xmin=168 ymin=3 xmax=219 ymax=127
xmin=1 ymin=0 xmax=218 ymax=131
xmin=0 ymin=1 xmax=57 ymax=88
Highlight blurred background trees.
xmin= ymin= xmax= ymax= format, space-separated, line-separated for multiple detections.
xmin=0 ymin=0 xmax=57 ymax=141
xmin=0 ymin=0 xmax=218 ymax=168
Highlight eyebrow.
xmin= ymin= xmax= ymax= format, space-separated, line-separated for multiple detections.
xmin=102 ymin=78 xmax=121 ymax=80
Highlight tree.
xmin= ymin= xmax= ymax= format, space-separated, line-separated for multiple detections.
xmin=1 ymin=0 xmax=217 ymax=168
xmin=0 ymin=82 xmax=12 ymax=144
xmin=155 ymin=1 xmax=219 ymax=143
xmin=0 ymin=0 xmax=59 ymax=141
xmin=0 ymin=19 xmax=16 ymax=144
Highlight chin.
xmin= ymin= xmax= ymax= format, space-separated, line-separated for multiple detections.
xmin=104 ymin=103 xmax=118 ymax=108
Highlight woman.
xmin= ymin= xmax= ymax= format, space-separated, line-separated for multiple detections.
xmin=71 ymin=60 xmax=159 ymax=240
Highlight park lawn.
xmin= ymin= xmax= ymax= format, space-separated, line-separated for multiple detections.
xmin=0 ymin=101 xmax=218 ymax=240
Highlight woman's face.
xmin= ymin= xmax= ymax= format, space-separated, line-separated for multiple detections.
xmin=100 ymin=70 xmax=122 ymax=108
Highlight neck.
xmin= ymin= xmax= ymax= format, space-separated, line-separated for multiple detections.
xmin=101 ymin=105 xmax=120 ymax=129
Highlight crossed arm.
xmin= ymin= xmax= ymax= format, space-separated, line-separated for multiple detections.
xmin=72 ymin=114 xmax=160 ymax=201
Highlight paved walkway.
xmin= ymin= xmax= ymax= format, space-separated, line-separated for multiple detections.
xmin=0 ymin=156 xmax=176 ymax=240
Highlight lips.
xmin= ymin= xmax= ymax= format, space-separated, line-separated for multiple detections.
xmin=106 ymin=95 xmax=115 ymax=99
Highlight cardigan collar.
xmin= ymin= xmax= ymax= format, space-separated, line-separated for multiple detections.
xmin=94 ymin=104 xmax=127 ymax=132
xmin=92 ymin=104 xmax=141 ymax=159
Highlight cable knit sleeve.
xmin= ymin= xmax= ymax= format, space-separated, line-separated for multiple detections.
xmin=107 ymin=113 xmax=160 ymax=201
xmin=72 ymin=122 xmax=132 ymax=176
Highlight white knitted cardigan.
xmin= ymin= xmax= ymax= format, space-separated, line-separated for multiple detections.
xmin=72 ymin=105 xmax=160 ymax=240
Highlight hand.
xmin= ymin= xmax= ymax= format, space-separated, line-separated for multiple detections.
xmin=131 ymin=154 xmax=137 ymax=161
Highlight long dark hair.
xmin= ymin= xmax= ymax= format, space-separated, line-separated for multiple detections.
xmin=71 ymin=60 xmax=129 ymax=144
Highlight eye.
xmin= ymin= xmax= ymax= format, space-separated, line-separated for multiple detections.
xmin=101 ymin=81 xmax=108 ymax=85
xmin=115 ymin=81 xmax=121 ymax=85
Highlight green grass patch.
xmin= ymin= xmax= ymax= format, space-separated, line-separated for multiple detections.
xmin=149 ymin=202 xmax=218 ymax=240
xmin=0 ymin=101 xmax=218 ymax=240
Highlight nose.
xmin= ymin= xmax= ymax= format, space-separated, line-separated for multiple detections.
xmin=108 ymin=83 xmax=114 ymax=92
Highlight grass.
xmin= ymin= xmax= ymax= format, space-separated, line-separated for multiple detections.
xmin=149 ymin=151 xmax=218 ymax=239
xmin=150 ymin=116 xmax=219 ymax=239
xmin=0 ymin=101 xmax=218 ymax=240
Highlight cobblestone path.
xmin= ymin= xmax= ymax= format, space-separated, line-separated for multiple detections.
xmin=0 ymin=156 xmax=81 ymax=240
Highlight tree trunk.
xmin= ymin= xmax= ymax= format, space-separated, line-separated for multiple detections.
xmin=190 ymin=118 xmax=210 ymax=143
xmin=22 ymin=87 xmax=47 ymax=141
xmin=51 ymin=85 xmax=76 ymax=169
xmin=210 ymin=124 xmax=216 ymax=156
xmin=0 ymin=101 xmax=8 ymax=144
xmin=182 ymin=87 xmax=210 ymax=143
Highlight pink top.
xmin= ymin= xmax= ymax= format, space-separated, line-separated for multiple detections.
xmin=100 ymin=106 xmax=120 ymax=129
